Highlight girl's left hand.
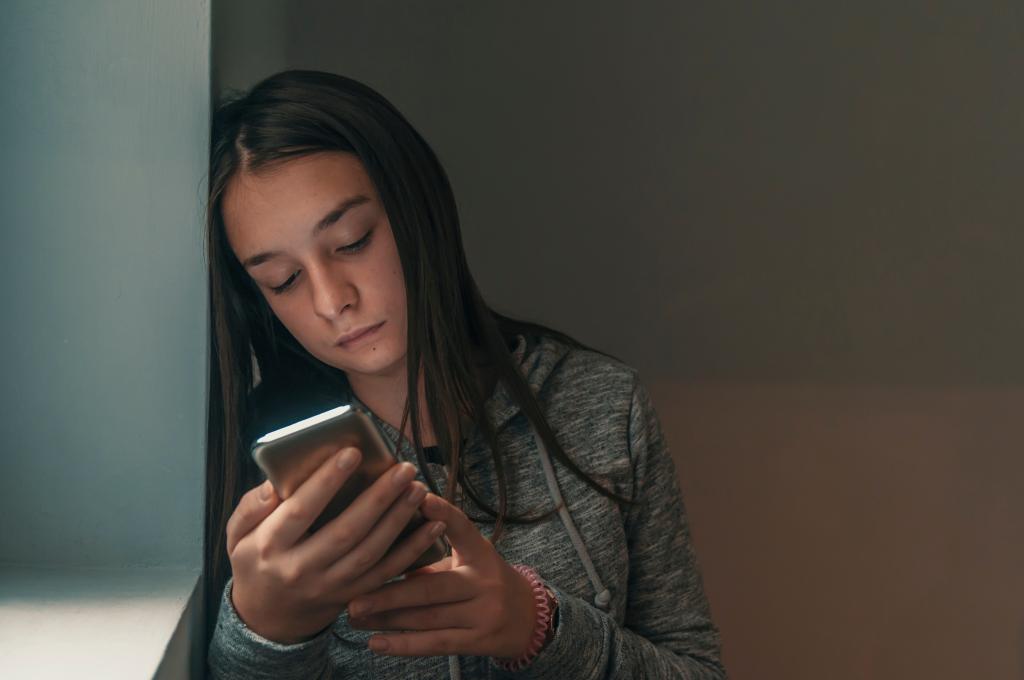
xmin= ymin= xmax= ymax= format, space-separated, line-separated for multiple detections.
xmin=346 ymin=492 xmax=539 ymax=659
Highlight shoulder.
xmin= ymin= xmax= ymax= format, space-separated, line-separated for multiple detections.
xmin=531 ymin=333 xmax=643 ymax=440
xmin=534 ymin=332 xmax=640 ymax=398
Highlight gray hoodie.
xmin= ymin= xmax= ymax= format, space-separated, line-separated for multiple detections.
xmin=208 ymin=332 xmax=726 ymax=679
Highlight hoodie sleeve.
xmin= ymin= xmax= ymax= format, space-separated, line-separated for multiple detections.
xmin=490 ymin=376 xmax=726 ymax=679
xmin=207 ymin=576 xmax=336 ymax=680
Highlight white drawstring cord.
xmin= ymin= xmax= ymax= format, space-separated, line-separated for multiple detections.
xmin=532 ymin=425 xmax=612 ymax=610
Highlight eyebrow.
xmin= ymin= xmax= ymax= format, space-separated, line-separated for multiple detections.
xmin=241 ymin=194 xmax=371 ymax=269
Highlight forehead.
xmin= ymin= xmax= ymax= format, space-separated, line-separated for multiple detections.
xmin=221 ymin=151 xmax=376 ymax=253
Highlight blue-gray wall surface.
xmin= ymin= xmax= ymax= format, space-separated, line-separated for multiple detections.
xmin=0 ymin=1 xmax=210 ymax=570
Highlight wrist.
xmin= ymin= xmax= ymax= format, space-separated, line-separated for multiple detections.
xmin=230 ymin=580 xmax=321 ymax=646
xmin=494 ymin=564 xmax=558 ymax=671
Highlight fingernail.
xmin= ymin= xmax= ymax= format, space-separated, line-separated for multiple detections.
xmin=337 ymin=448 xmax=360 ymax=470
xmin=369 ymin=637 xmax=389 ymax=652
xmin=348 ymin=601 xmax=368 ymax=618
xmin=406 ymin=483 xmax=427 ymax=505
xmin=259 ymin=480 xmax=273 ymax=501
xmin=392 ymin=462 xmax=416 ymax=487
xmin=429 ymin=521 xmax=446 ymax=537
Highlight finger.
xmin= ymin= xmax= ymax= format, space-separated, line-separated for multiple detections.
xmin=418 ymin=493 xmax=491 ymax=562
xmin=367 ymin=629 xmax=475 ymax=657
xmin=258 ymin=446 xmax=363 ymax=550
xmin=348 ymin=570 xmax=471 ymax=618
xmin=319 ymin=479 xmax=428 ymax=580
xmin=404 ymin=555 xmax=453 ymax=578
xmin=348 ymin=521 xmax=448 ymax=594
xmin=301 ymin=459 xmax=420 ymax=567
xmin=226 ymin=479 xmax=279 ymax=556
xmin=351 ymin=599 xmax=475 ymax=632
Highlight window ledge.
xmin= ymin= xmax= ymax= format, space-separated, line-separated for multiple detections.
xmin=0 ymin=564 xmax=202 ymax=679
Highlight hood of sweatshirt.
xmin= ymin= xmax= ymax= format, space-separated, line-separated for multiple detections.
xmin=477 ymin=331 xmax=573 ymax=438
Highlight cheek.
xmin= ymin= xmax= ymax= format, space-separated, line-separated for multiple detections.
xmin=264 ymin=298 xmax=310 ymax=339
xmin=372 ymin=241 xmax=407 ymax=312
xmin=388 ymin=266 xmax=406 ymax=309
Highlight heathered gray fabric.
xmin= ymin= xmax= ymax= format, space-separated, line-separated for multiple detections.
xmin=208 ymin=333 xmax=726 ymax=679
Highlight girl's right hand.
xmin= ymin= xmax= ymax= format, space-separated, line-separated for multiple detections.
xmin=224 ymin=446 xmax=446 ymax=645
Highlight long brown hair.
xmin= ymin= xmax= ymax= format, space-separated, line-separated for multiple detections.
xmin=202 ymin=69 xmax=633 ymax=653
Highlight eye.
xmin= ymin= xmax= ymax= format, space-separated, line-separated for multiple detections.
xmin=337 ymin=228 xmax=373 ymax=254
xmin=267 ymin=229 xmax=374 ymax=296
xmin=269 ymin=272 xmax=298 ymax=295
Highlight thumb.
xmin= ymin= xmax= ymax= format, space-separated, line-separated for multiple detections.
xmin=226 ymin=479 xmax=279 ymax=555
xmin=258 ymin=479 xmax=275 ymax=501
xmin=419 ymin=493 xmax=490 ymax=562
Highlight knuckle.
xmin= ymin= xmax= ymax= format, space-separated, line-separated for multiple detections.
xmin=364 ymin=565 xmax=393 ymax=590
xmin=253 ymin=535 xmax=274 ymax=562
xmin=226 ymin=503 xmax=249 ymax=533
xmin=227 ymin=531 xmax=249 ymax=560
xmin=332 ymin=528 xmax=357 ymax=553
xmin=370 ymin=490 xmax=392 ymax=514
xmin=434 ymin=495 xmax=456 ymax=514
xmin=349 ymin=550 xmax=375 ymax=573
xmin=278 ymin=561 xmax=303 ymax=588
xmin=224 ymin=530 xmax=237 ymax=554
xmin=450 ymin=505 xmax=468 ymax=522
xmin=254 ymin=556 xmax=276 ymax=583
xmin=225 ymin=512 xmax=238 ymax=537
xmin=282 ymin=502 xmax=309 ymax=525
xmin=386 ymin=500 xmax=413 ymax=525
xmin=329 ymin=564 xmax=357 ymax=590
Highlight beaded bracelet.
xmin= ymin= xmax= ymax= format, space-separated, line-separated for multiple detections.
xmin=493 ymin=564 xmax=557 ymax=671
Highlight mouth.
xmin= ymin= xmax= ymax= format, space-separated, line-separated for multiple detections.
xmin=335 ymin=321 xmax=385 ymax=348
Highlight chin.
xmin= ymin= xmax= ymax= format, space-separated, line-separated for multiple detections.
xmin=327 ymin=343 xmax=405 ymax=377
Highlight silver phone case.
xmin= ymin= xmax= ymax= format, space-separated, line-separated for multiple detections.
xmin=251 ymin=404 xmax=448 ymax=571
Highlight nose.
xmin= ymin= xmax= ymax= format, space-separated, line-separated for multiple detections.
xmin=307 ymin=261 xmax=355 ymax=321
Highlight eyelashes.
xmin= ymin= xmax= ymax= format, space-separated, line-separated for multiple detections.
xmin=268 ymin=228 xmax=374 ymax=295
xmin=269 ymin=274 xmax=297 ymax=295
xmin=336 ymin=228 xmax=374 ymax=255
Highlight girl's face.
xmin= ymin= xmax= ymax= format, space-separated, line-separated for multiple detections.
xmin=222 ymin=151 xmax=408 ymax=382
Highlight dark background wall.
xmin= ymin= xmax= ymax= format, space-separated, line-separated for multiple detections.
xmin=213 ymin=2 xmax=1024 ymax=677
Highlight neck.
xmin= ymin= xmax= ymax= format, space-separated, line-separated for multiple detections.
xmin=346 ymin=346 xmax=499 ymax=450
xmin=348 ymin=360 xmax=437 ymax=447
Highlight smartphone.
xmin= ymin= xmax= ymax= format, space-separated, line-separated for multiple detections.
xmin=251 ymin=403 xmax=449 ymax=572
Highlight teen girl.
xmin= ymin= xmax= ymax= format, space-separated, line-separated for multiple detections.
xmin=203 ymin=70 xmax=725 ymax=679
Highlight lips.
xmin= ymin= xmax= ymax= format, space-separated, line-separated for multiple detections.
xmin=335 ymin=321 xmax=385 ymax=347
